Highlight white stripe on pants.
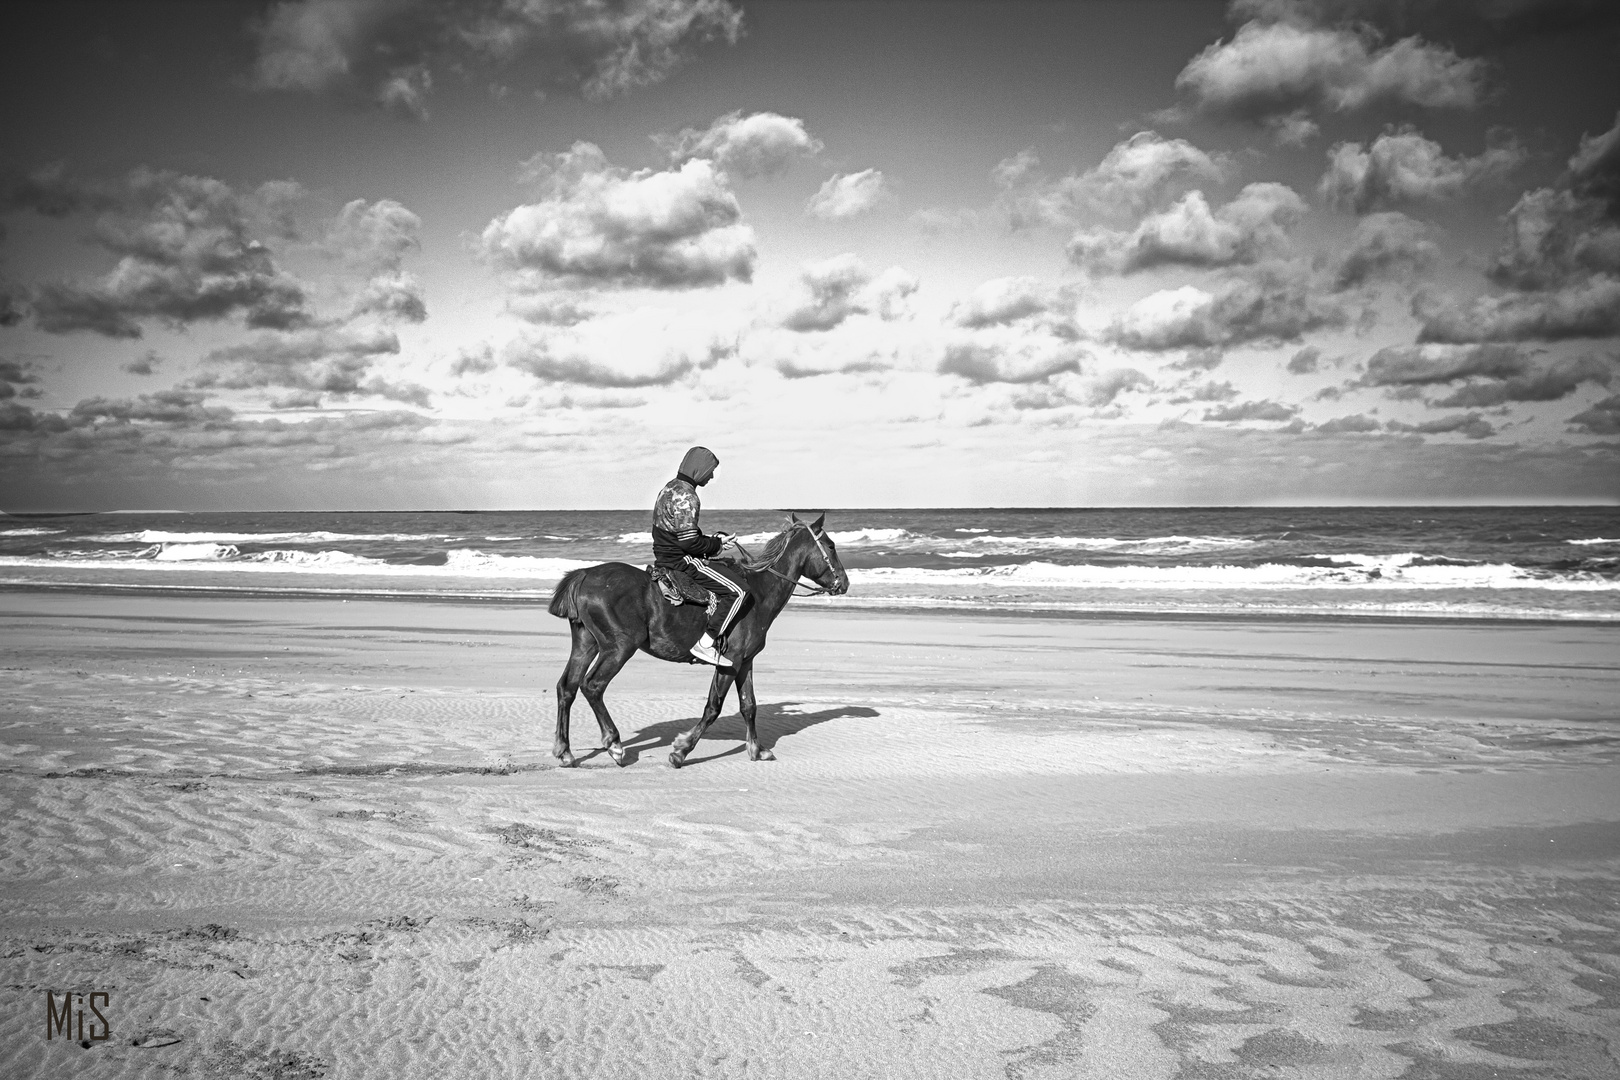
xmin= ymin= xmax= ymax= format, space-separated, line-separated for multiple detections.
xmin=685 ymin=557 xmax=745 ymax=637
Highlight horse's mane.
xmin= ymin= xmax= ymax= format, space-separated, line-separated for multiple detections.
xmin=737 ymin=521 xmax=802 ymax=571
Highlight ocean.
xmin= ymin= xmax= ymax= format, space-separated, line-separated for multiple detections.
xmin=2 ymin=506 xmax=1618 ymax=622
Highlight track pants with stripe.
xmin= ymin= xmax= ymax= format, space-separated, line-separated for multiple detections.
xmin=684 ymin=556 xmax=745 ymax=638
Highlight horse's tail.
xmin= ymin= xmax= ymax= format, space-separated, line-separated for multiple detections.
xmin=548 ymin=568 xmax=587 ymax=621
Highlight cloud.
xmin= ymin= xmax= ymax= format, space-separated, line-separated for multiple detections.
xmin=1569 ymin=393 xmax=1620 ymax=435
xmin=15 ymin=166 xmax=310 ymax=338
xmin=949 ymin=277 xmax=1077 ymax=333
xmin=198 ymin=325 xmax=402 ymax=399
xmin=1203 ymin=398 xmax=1301 ymax=422
xmin=1168 ymin=380 xmax=1239 ymax=403
xmin=663 ymin=111 xmax=821 ymax=178
xmin=1314 ymin=412 xmax=1381 ymax=433
xmin=805 ymin=169 xmax=891 ymax=220
xmin=1319 ymin=128 xmax=1520 ymax=213
xmin=1174 ymin=19 xmax=1487 ymax=141
xmin=504 ymin=307 xmax=736 ymax=387
xmin=1107 ymin=267 xmax=1346 ymax=351
xmin=938 ymin=341 xmax=1085 ymax=385
xmin=1068 ymin=183 xmax=1305 ymax=275
xmin=482 ymin=142 xmax=755 ymax=289
xmin=780 ymin=255 xmax=917 ymax=332
xmin=1489 ymin=187 xmax=1620 ymax=291
xmin=993 ymin=134 xmax=1229 ymax=228
xmin=324 ymin=198 xmax=427 ymax=322
xmin=1385 ymin=412 xmax=1497 ymax=439
xmin=1428 ymin=354 xmax=1613 ymax=407
xmin=123 ymin=351 xmax=161 ymax=376
xmin=1086 ymin=368 xmax=1154 ymax=407
xmin=0 ymin=359 xmax=43 ymax=400
xmin=251 ymin=0 xmax=743 ymax=112
xmin=1569 ymin=110 xmax=1620 ymax=219
xmin=68 ymin=388 xmax=234 ymax=427
xmin=1287 ymin=345 xmax=1323 ymax=373
xmin=1360 ymin=342 xmax=1530 ymax=386
xmin=1415 ymin=276 xmax=1620 ymax=343
xmin=1332 ymin=211 xmax=1438 ymax=289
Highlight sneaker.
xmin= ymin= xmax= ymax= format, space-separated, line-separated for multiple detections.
xmin=689 ymin=633 xmax=732 ymax=667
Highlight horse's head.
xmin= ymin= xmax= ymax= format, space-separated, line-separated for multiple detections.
xmin=790 ymin=513 xmax=848 ymax=596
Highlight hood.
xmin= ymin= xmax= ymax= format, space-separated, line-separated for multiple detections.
xmin=678 ymin=446 xmax=719 ymax=486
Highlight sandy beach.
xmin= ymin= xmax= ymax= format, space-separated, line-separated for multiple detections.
xmin=1 ymin=590 xmax=1617 ymax=1079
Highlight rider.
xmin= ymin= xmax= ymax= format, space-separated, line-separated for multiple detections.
xmin=652 ymin=446 xmax=743 ymax=668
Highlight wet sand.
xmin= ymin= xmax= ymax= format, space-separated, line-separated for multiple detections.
xmin=1 ymin=590 xmax=1617 ymax=1078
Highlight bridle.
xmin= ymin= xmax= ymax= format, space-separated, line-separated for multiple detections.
xmin=729 ymin=523 xmax=844 ymax=597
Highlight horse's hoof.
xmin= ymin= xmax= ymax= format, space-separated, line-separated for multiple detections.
xmin=607 ymin=744 xmax=627 ymax=767
xmin=668 ymin=752 xmax=684 ymax=769
xmin=556 ymin=751 xmax=576 ymax=768
xmin=758 ymin=749 xmax=775 ymax=762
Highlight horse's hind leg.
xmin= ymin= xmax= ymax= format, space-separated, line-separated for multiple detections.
xmin=554 ymin=622 xmax=598 ymax=768
xmin=669 ymin=667 xmax=737 ymax=769
xmin=580 ymin=638 xmax=637 ymax=767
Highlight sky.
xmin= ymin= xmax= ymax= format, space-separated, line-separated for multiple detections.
xmin=1 ymin=0 xmax=1618 ymax=511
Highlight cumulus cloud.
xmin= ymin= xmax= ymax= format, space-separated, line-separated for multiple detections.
xmin=1415 ymin=276 xmax=1620 ymax=343
xmin=780 ymin=255 xmax=917 ymax=332
xmin=251 ymin=0 xmax=743 ymax=112
xmin=482 ymin=142 xmax=755 ymax=289
xmin=1086 ymin=368 xmax=1154 ymax=407
xmin=1314 ymin=412 xmax=1381 ymax=433
xmin=1357 ymin=341 xmax=1612 ymax=407
xmin=949 ymin=277 xmax=1077 ymax=334
xmin=1386 ymin=412 xmax=1497 ymax=439
xmin=663 ymin=111 xmax=821 ymax=177
xmin=1569 ymin=110 xmax=1620 ymax=219
xmin=993 ymin=134 xmax=1229 ymax=228
xmin=1569 ymin=393 xmax=1620 ymax=435
xmin=123 ymin=351 xmax=161 ymax=376
xmin=805 ymin=170 xmax=891 ymax=220
xmin=1287 ymin=345 xmax=1323 ymax=373
xmin=1107 ymin=268 xmax=1346 ymax=351
xmin=504 ymin=307 xmax=736 ymax=387
xmin=69 ymin=388 xmax=234 ymax=427
xmin=1319 ymin=128 xmax=1520 ymax=213
xmin=1174 ymin=19 xmax=1487 ymax=142
xmin=197 ymin=325 xmax=403 ymax=400
xmin=1427 ymin=354 xmax=1613 ymax=407
xmin=324 ymin=198 xmax=427 ymax=322
xmin=13 ymin=166 xmax=310 ymax=338
xmin=1069 ymin=183 xmax=1305 ymax=275
xmin=1203 ymin=398 xmax=1301 ymax=422
xmin=938 ymin=341 xmax=1085 ymax=385
xmin=1168 ymin=379 xmax=1239 ymax=403
xmin=0 ymin=359 xmax=43 ymax=400
xmin=1489 ymin=187 xmax=1620 ymax=291
xmin=1332 ymin=211 xmax=1438 ymax=289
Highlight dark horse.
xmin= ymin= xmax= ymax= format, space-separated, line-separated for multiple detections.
xmin=546 ymin=514 xmax=849 ymax=768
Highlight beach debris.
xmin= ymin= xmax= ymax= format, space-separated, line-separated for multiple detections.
xmin=132 ymin=1030 xmax=183 ymax=1049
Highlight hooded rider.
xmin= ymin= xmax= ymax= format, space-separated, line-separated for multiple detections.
xmin=652 ymin=446 xmax=743 ymax=667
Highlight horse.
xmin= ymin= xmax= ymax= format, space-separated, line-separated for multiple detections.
xmin=545 ymin=514 xmax=849 ymax=768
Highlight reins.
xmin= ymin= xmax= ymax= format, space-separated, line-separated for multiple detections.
xmin=728 ymin=524 xmax=839 ymax=597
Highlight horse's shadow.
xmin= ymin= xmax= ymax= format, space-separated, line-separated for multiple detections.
xmin=576 ymin=702 xmax=880 ymax=768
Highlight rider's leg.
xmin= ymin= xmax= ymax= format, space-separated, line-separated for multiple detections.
xmin=687 ymin=558 xmax=745 ymax=638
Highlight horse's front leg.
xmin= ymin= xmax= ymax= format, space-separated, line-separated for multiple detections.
xmin=738 ymin=662 xmax=773 ymax=762
xmin=669 ymin=667 xmax=736 ymax=769
xmin=581 ymin=639 xmax=636 ymax=767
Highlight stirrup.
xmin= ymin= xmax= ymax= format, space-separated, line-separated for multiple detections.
xmin=689 ymin=634 xmax=732 ymax=668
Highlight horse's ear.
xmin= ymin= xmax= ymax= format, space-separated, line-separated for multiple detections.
xmin=790 ymin=512 xmax=800 ymax=524
xmin=811 ymin=513 xmax=825 ymax=530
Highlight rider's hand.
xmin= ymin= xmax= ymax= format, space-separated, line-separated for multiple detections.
xmin=714 ymin=531 xmax=735 ymax=544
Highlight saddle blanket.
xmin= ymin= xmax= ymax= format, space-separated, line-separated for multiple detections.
xmin=648 ymin=565 xmax=718 ymax=614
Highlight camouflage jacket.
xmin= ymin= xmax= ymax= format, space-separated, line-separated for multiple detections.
xmin=652 ymin=477 xmax=723 ymax=567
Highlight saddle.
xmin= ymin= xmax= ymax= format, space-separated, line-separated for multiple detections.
xmin=648 ymin=565 xmax=719 ymax=614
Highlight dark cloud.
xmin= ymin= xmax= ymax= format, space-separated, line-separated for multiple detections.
xmin=199 ymin=326 xmax=401 ymax=396
xmin=0 ymin=401 xmax=70 ymax=435
xmin=482 ymin=142 xmax=755 ymax=289
xmin=1488 ymin=187 xmax=1620 ymax=291
xmin=1569 ymin=110 xmax=1620 ymax=219
xmin=251 ymin=0 xmax=743 ymax=113
xmin=1168 ymin=379 xmax=1239 ymax=403
xmin=505 ymin=338 xmax=700 ymax=388
xmin=949 ymin=278 xmax=1079 ymax=338
xmin=14 ymin=166 xmax=310 ymax=338
xmin=1428 ymin=353 xmax=1613 ymax=406
xmin=1173 ymin=18 xmax=1487 ymax=143
xmin=1287 ymin=345 xmax=1323 ymax=373
xmin=123 ymin=351 xmax=161 ymax=376
xmin=1107 ymin=267 xmax=1347 ymax=351
xmin=1068 ymin=183 xmax=1305 ymax=275
xmin=1314 ymin=412 xmax=1382 ymax=432
xmin=1568 ymin=393 xmax=1620 ymax=434
xmin=776 ymin=356 xmax=891 ymax=380
xmin=69 ymin=388 xmax=233 ymax=427
xmin=938 ymin=342 xmax=1084 ymax=385
xmin=781 ymin=256 xmax=916 ymax=332
xmin=1415 ymin=276 xmax=1620 ymax=343
xmin=662 ymin=111 xmax=821 ymax=178
xmin=1319 ymin=128 xmax=1520 ymax=214
xmin=1086 ymin=368 xmax=1154 ymax=407
xmin=1332 ymin=211 xmax=1438 ymax=289
xmin=1203 ymin=398 xmax=1301 ymax=421
xmin=1231 ymin=0 xmax=1620 ymax=50
xmin=1361 ymin=342 xmax=1529 ymax=385
xmin=1386 ymin=412 xmax=1497 ymax=438
xmin=0 ymin=279 xmax=25 ymax=326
